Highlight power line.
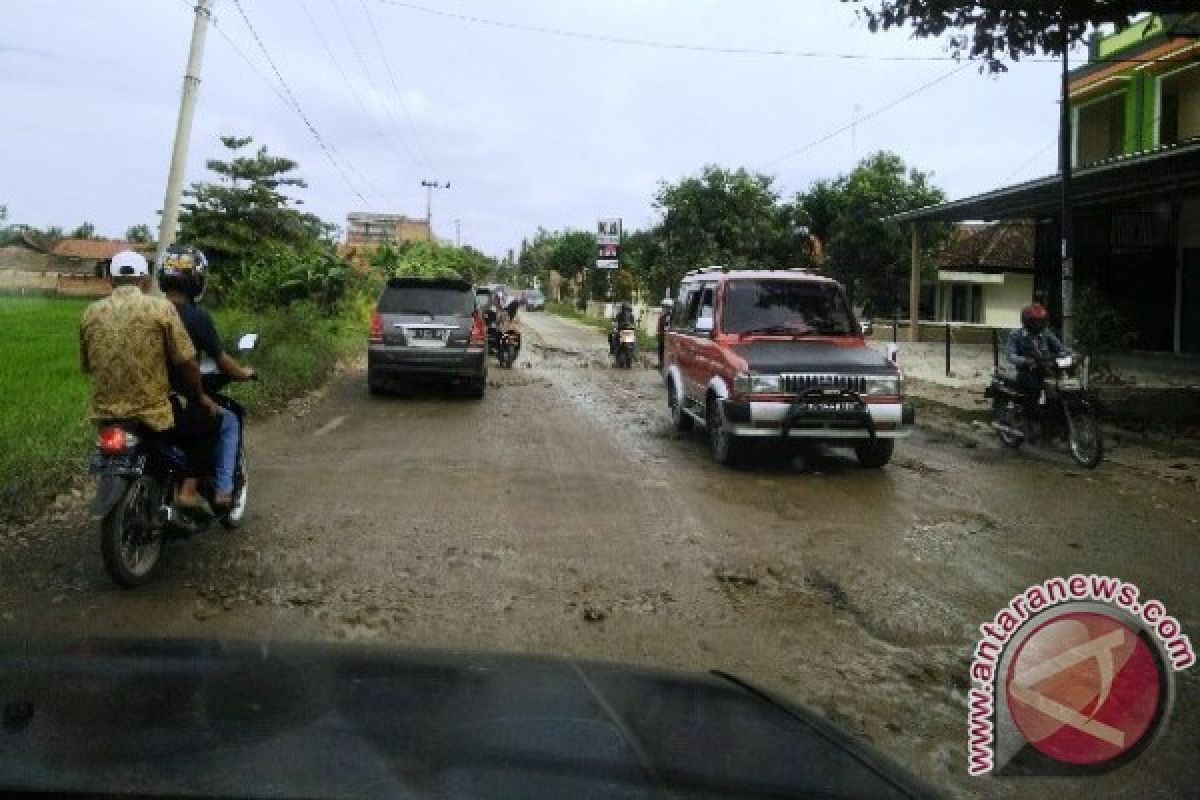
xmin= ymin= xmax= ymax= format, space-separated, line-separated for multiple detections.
xmin=228 ymin=0 xmax=375 ymax=206
xmin=761 ymin=63 xmax=972 ymax=170
xmin=297 ymin=0 xmax=422 ymax=185
xmin=1002 ymin=138 xmax=1058 ymax=184
xmin=329 ymin=0 xmax=430 ymax=177
xmin=356 ymin=0 xmax=435 ymax=174
xmin=370 ymin=0 xmax=1192 ymax=67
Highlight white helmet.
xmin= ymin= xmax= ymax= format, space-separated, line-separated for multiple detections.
xmin=109 ymin=250 xmax=150 ymax=278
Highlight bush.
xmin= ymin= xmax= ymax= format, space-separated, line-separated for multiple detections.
xmin=1073 ymin=285 xmax=1137 ymax=376
xmin=223 ymin=244 xmax=353 ymax=313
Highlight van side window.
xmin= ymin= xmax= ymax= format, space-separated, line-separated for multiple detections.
xmin=696 ymin=285 xmax=716 ymax=329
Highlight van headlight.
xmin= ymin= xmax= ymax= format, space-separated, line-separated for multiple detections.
xmin=734 ymin=372 xmax=781 ymax=394
xmin=863 ymin=376 xmax=902 ymax=397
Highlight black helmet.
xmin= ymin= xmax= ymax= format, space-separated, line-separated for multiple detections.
xmin=157 ymin=244 xmax=209 ymax=300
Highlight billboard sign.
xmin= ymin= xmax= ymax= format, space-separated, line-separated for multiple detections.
xmin=595 ymin=259 xmax=619 ymax=270
xmin=597 ymin=218 xmax=621 ymax=246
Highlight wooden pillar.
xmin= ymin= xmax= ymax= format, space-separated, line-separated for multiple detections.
xmin=909 ymin=222 xmax=921 ymax=343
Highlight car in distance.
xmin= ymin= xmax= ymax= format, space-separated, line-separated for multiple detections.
xmin=522 ymin=288 xmax=546 ymax=311
xmin=662 ymin=267 xmax=913 ymax=467
xmin=368 ymin=277 xmax=488 ymax=398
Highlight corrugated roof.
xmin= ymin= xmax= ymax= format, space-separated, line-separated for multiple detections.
xmin=937 ymin=222 xmax=1034 ymax=271
xmin=887 ymin=138 xmax=1200 ymax=224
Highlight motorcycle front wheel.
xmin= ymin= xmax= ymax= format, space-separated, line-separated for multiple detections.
xmin=101 ymin=475 xmax=165 ymax=588
xmin=1064 ymin=401 xmax=1103 ymax=469
xmin=991 ymin=397 xmax=1024 ymax=449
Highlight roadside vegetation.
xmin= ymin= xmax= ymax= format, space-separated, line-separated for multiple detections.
xmin=0 ymin=134 xmax=496 ymax=518
xmin=546 ymin=301 xmax=655 ymax=353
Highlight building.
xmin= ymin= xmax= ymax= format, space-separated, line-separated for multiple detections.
xmin=344 ymin=212 xmax=431 ymax=247
xmin=935 ymin=222 xmax=1035 ymax=328
xmin=892 ymin=12 xmax=1200 ymax=354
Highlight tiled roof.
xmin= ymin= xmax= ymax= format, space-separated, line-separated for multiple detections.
xmin=937 ymin=221 xmax=1034 ymax=271
xmin=50 ymin=239 xmax=151 ymax=260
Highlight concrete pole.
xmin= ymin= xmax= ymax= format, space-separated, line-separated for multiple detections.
xmin=156 ymin=0 xmax=213 ymax=265
xmin=1059 ymin=29 xmax=1076 ymax=343
xmin=909 ymin=222 xmax=921 ymax=343
xmin=455 ymin=218 xmax=461 ymax=248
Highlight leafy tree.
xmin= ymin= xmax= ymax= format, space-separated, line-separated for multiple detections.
xmin=178 ymin=135 xmax=329 ymax=272
xmin=655 ymin=166 xmax=794 ymax=273
xmin=796 ymin=151 xmax=948 ymax=309
xmin=125 ymin=224 xmax=153 ymax=243
xmin=370 ymin=239 xmax=495 ymax=284
xmin=844 ymin=2 xmax=1196 ymax=72
xmin=70 ymin=221 xmax=97 ymax=239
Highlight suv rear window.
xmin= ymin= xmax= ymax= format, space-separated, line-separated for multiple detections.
xmin=722 ymin=279 xmax=854 ymax=335
xmin=379 ymin=280 xmax=475 ymax=316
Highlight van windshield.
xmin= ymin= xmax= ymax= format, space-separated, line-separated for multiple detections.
xmin=722 ymin=280 xmax=855 ymax=335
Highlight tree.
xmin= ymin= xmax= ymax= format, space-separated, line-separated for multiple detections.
xmin=178 ymin=135 xmax=328 ymax=272
xmin=70 ymin=221 xmax=97 ymax=239
xmin=125 ymin=224 xmax=153 ymax=243
xmin=844 ymin=2 xmax=1196 ymax=72
xmin=796 ymin=151 xmax=949 ymax=310
xmin=370 ymin=239 xmax=496 ymax=285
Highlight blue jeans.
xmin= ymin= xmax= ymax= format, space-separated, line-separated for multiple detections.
xmin=214 ymin=407 xmax=240 ymax=494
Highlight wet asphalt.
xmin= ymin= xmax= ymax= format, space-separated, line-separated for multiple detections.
xmin=1 ymin=310 xmax=1197 ymax=799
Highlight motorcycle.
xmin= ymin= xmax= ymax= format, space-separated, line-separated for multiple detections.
xmin=89 ymin=333 xmax=258 ymax=588
xmin=985 ymin=352 xmax=1103 ymax=469
xmin=497 ymin=328 xmax=521 ymax=369
xmin=614 ymin=327 xmax=637 ymax=369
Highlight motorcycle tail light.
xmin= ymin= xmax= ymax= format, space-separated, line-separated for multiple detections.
xmin=369 ymin=311 xmax=383 ymax=343
xmin=98 ymin=427 xmax=137 ymax=454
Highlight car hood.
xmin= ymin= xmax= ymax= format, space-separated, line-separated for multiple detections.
xmin=0 ymin=637 xmax=938 ymax=799
xmin=731 ymin=340 xmax=898 ymax=376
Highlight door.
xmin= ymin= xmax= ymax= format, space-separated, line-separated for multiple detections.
xmin=1182 ymin=248 xmax=1200 ymax=354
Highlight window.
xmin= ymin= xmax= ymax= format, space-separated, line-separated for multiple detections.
xmin=945 ymin=284 xmax=982 ymax=323
xmin=1075 ymin=91 xmax=1126 ymax=166
xmin=721 ymin=280 xmax=854 ymax=335
xmin=1159 ymin=64 xmax=1200 ymax=147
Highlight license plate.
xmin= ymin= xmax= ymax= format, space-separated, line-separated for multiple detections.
xmin=619 ymin=331 xmax=636 ymax=343
xmin=88 ymin=453 xmax=146 ymax=475
xmin=795 ymin=402 xmax=860 ymax=414
xmin=407 ymin=328 xmax=447 ymax=348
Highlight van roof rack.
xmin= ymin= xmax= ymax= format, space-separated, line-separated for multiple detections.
xmin=682 ymin=265 xmax=729 ymax=278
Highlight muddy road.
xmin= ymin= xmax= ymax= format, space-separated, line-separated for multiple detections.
xmin=2 ymin=311 xmax=1197 ymax=798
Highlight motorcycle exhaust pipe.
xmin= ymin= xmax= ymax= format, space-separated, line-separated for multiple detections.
xmin=991 ymin=421 xmax=1026 ymax=441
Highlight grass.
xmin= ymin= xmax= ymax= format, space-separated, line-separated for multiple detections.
xmin=547 ymin=301 xmax=656 ymax=352
xmin=0 ymin=293 xmax=369 ymax=518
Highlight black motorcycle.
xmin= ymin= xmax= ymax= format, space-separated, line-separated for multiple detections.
xmin=497 ymin=328 xmax=521 ymax=369
xmin=613 ymin=326 xmax=637 ymax=369
xmin=89 ymin=334 xmax=258 ymax=588
xmin=985 ymin=352 xmax=1102 ymax=469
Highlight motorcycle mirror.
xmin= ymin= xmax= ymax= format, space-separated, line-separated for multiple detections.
xmin=237 ymin=333 xmax=259 ymax=352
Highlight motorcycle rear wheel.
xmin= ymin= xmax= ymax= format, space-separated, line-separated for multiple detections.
xmin=101 ymin=475 xmax=165 ymax=588
xmin=1064 ymin=402 xmax=1103 ymax=469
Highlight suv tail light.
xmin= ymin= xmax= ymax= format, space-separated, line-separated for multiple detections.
xmin=468 ymin=312 xmax=486 ymax=348
xmin=369 ymin=310 xmax=383 ymax=343
xmin=98 ymin=427 xmax=138 ymax=454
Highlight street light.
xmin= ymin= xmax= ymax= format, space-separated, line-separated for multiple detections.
xmin=420 ymin=180 xmax=449 ymax=241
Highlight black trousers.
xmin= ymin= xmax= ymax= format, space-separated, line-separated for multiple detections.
xmin=167 ymin=395 xmax=219 ymax=481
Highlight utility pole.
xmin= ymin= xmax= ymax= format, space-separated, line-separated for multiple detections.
xmin=455 ymin=218 xmax=461 ymax=248
xmin=157 ymin=0 xmax=214 ymax=265
xmin=421 ymin=180 xmax=448 ymax=241
xmin=1059 ymin=15 xmax=1075 ymax=342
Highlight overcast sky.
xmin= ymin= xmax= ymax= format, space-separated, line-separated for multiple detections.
xmin=1 ymin=0 xmax=1069 ymax=257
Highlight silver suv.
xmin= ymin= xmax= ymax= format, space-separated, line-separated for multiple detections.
xmin=368 ymin=277 xmax=488 ymax=398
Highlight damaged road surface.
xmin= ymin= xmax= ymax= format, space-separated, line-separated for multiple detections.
xmin=2 ymin=311 xmax=1197 ymax=799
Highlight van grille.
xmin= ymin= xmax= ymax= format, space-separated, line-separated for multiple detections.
xmin=779 ymin=373 xmax=867 ymax=394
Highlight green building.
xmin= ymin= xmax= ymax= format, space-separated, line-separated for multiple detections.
xmin=894 ymin=13 xmax=1200 ymax=355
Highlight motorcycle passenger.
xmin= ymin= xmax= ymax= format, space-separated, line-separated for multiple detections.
xmin=79 ymin=250 xmax=217 ymax=517
xmin=1006 ymin=302 xmax=1067 ymax=409
xmin=609 ymin=302 xmax=637 ymax=355
xmin=158 ymin=245 xmax=256 ymax=510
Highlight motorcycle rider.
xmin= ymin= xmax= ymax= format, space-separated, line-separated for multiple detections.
xmin=656 ymin=296 xmax=672 ymax=368
xmin=158 ymin=245 xmax=256 ymax=510
xmin=79 ymin=250 xmax=217 ymax=517
xmin=609 ymin=302 xmax=637 ymax=355
xmin=497 ymin=298 xmax=521 ymax=356
xmin=1006 ymin=302 xmax=1067 ymax=410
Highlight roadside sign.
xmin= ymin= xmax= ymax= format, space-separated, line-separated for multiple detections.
xmin=597 ymin=218 xmax=621 ymax=246
xmin=595 ymin=259 xmax=619 ymax=270
xmin=598 ymin=243 xmax=619 ymax=259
